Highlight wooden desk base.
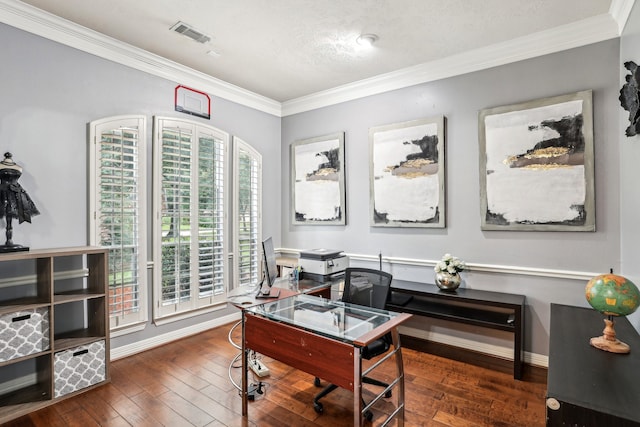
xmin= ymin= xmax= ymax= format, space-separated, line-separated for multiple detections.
xmin=245 ymin=314 xmax=355 ymax=391
xmin=242 ymin=312 xmax=408 ymax=426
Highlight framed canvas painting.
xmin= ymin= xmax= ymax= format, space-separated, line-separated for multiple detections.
xmin=478 ymin=90 xmax=595 ymax=231
xmin=369 ymin=116 xmax=445 ymax=228
xmin=291 ymin=133 xmax=346 ymax=225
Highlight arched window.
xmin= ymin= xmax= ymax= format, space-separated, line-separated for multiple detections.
xmin=233 ymin=137 xmax=262 ymax=288
xmin=89 ymin=115 xmax=147 ymax=330
xmin=91 ymin=115 xmax=263 ymax=327
xmin=152 ymin=117 xmax=229 ymax=319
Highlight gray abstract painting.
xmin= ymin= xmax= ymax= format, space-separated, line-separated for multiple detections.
xmin=479 ymin=90 xmax=595 ymax=231
xmin=291 ymin=133 xmax=346 ymax=225
xmin=370 ymin=116 xmax=445 ymax=228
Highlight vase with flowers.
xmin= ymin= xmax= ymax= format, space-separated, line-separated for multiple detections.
xmin=434 ymin=253 xmax=465 ymax=291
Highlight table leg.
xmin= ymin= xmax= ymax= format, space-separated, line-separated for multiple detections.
xmin=353 ymin=346 xmax=362 ymax=427
xmin=241 ymin=313 xmax=248 ymax=416
xmin=391 ymin=328 xmax=405 ymax=426
xmin=514 ymin=306 xmax=523 ymax=380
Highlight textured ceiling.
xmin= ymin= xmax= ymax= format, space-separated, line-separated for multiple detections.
xmin=19 ymin=0 xmax=612 ymax=102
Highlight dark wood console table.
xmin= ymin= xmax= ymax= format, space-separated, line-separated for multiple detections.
xmin=546 ymin=304 xmax=640 ymax=426
xmin=386 ymin=280 xmax=525 ymax=379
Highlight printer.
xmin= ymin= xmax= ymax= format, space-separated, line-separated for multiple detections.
xmin=299 ymin=248 xmax=349 ymax=281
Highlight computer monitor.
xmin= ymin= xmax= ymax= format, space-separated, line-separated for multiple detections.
xmin=262 ymin=237 xmax=279 ymax=286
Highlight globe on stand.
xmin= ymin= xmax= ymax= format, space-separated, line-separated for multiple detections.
xmin=585 ymin=272 xmax=640 ymax=354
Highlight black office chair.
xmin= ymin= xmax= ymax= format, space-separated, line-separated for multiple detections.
xmin=313 ymin=267 xmax=394 ymax=420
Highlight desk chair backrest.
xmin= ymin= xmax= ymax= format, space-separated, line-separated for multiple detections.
xmin=313 ymin=267 xmax=395 ymax=419
xmin=342 ymin=267 xmax=393 ymax=309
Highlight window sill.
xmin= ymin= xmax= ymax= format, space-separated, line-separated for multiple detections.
xmin=153 ymin=301 xmax=228 ymax=326
xmin=110 ymin=320 xmax=148 ymax=338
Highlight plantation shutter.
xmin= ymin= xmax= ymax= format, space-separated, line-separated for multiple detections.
xmin=158 ymin=123 xmax=192 ymax=310
xmin=195 ymin=127 xmax=226 ymax=304
xmin=233 ymin=137 xmax=262 ymax=288
xmin=153 ymin=117 xmax=229 ymax=319
xmin=89 ymin=115 xmax=147 ymax=329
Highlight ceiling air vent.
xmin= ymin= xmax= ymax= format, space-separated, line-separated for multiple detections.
xmin=170 ymin=21 xmax=211 ymax=44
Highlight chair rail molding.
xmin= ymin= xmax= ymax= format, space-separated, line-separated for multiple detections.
xmin=277 ymin=248 xmax=600 ymax=282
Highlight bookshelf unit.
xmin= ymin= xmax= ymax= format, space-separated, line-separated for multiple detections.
xmin=0 ymin=246 xmax=109 ymax=423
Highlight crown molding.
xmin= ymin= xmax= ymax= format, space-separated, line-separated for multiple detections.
xmin=0 ymin=0 xmax=282 ymax=116
xmin=281 ymin=12 xmax=622 ymax=116
xmin=610 ymin=0 xmax=636 ymax=33
xmin=0 ymin=0 xmax=631 ymax=118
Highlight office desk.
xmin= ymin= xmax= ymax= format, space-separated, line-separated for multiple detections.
xmin=226 ymin=277 xmax=342 ymax=391
xmin=242 ymin=294 xmax=412 ymax=426
xmin=388 ymin=280 xmax=525 ymax=379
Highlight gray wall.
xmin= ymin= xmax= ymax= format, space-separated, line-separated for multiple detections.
xmin=0 ymin=23 xmax=281 ymax=349
xmin=0 ymin=17 xmax=630 ymax=359
xmin=620 ymin=2 xmax=640 ymax=331
xmin=282 ymin=39 xmax=621 ymax=357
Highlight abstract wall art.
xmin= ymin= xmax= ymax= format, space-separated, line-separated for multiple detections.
xmin=369 ymin=116 xmax=445 ymax=228
xmin=291 ymin=133 xmax=346 ymax=225
xmin=478 ymin=90 xmax=595 ymax=231
xmin=620 ymin=61 xmax=640 ymax=137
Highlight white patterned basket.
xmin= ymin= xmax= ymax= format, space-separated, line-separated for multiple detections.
xmin=0 ymin=307 xmax=50 ymax=362
xmin=54 ymin=340 xmax=106 ymax=398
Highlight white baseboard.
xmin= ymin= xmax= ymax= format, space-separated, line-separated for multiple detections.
xmin=110 ymin=312 xmax=241 ymax=361
xmin=108 ymin=307 xmax=552 ymax=374
xmin=109 ymin=314 xmax=547 ymax=369
xmin=399 ymin=325 xmax=548 ymax=368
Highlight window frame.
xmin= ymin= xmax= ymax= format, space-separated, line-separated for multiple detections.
xmin=88 ymin=115 xmax=148 ymax=331
xmin=152 ymin=116 xmax=230 ymax=320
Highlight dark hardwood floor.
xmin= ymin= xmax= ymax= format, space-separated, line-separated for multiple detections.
xmin=3 ymin=323 xmax=548 ymax=426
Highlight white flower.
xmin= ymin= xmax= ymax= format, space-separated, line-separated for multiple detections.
xmin=434 ymin=253 xmax=466 ymax=274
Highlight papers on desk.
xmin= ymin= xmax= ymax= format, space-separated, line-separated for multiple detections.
xmin=294 ymin=308 xmax=339 ymax=335
xmin=293 ymin=304 xmax=374 ymax=339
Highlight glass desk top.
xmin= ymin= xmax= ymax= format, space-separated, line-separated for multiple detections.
xmin=244 ymin=294 xmax=399 ymax=343
xmin=227 ymin=276 xmax=343 ymax=306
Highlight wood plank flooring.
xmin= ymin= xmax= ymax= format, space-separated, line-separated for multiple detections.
xmin=3 ymin=323 xmax=548 ymax=426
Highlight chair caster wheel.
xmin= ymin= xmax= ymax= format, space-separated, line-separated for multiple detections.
xmin=384 ymin=390 xmax=392 ymax=398
xmin=314 ymin=402 xmax=323 ymax=414
xmin=364 ymin=410 xmax=373 ymax=421
xmin=314 ymin=377 xmax=322 ymax=387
